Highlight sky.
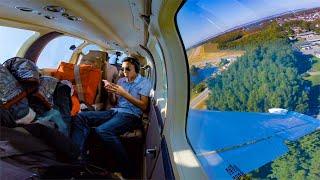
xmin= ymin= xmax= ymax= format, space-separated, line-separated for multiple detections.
xmin=0 ymin=26 xmax=84 ymax=68
xmin=0 ymin=26 xmax=35 ymax=63
xmin=37 ymin=36 xmax=84 ymax=68
xmin=177 ymin=0 xmax=320 ymax=48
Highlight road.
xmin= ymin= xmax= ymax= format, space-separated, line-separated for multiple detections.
xmin=189 ymin=60 xmax=236 ymax=109
xmin=190 ymin=87 xmax=210 ymax=108
xmin=309 ymin=71 xmax=320 ymax=76
xmin=190 ymin=66 xmax=224 ymax=109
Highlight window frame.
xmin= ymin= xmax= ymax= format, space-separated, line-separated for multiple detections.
xmin=149 ymin=0 xmax=208 ymax=179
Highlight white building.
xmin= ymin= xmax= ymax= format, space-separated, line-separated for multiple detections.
xmin=306 ymin=34 xmax=320 ymax=42
xmin=297 ymin=31 xmax=315 ymax=39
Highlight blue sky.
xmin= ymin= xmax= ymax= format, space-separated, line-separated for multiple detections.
xmin=0 ymin=26 xmax=35 ymax=63
xmin=0 ymin=26 xmax=84 ymax=68
xmin=37 ymin=36 xmax=84 ymax=68
xmin=177 ymin=0 xmax=320 ymax=48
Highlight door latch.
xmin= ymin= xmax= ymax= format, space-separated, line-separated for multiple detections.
xmin=146 ymin=148 xmax=157 ymax=159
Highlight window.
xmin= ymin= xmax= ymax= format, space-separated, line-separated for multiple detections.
xmin=153 ymin=40 xmax=168 ymax=120
xmin=177 ymin=0 xmax=320 ymax=179
xmin=0 ymin=26 xmax=37 ymax=63
xmin=81 ymin=44 xmax=103 ymax=55
xmin=108 ymin=51 xmax=128 ymax=65
xmin=76 ymin=43 xmax=104 ymax=64
xmin=37 ymin=36 xmax=84 ymax=68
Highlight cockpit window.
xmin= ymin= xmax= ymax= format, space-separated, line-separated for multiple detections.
xmin=0 ymin=26 xmax=37 ymax=63
xmin=37 ymin=36 xmax=84 ymax=68
xmin=177 ymin=0 xmax=320 ymax=179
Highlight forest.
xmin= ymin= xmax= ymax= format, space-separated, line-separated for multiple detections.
xmin=249 ymin=130 xmax=320 ymax=179
xmin=206 ymin=39 xmax=311 ymax=113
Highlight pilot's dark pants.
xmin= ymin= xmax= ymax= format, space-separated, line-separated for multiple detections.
xmin=71 ymin=110 xmax=140 ymax=176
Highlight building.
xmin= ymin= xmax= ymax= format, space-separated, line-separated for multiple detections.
xmin=298 ymin=41 xmax=312 ymax=50
xmin=297 ymin=31 xmax=315 ymax=39
xmin=306 ymin=34 xmax=320 ymax=42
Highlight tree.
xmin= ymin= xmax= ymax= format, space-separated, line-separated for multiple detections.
xmin=190 ymin=65 xmax=199 ymax=76
xmin=206 ymin=35 xmax=310 ymax=113
xmin=194 ymin=82 xmax=206 ymax=93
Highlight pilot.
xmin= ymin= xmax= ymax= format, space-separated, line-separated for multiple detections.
xmin=71 ymin=56 xmax=151 ymax=177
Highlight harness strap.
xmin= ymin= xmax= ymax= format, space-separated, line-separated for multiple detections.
xmin=74 ymin=65 xmax=85 ymax=102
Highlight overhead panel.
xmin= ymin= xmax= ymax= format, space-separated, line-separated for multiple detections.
xmin=0 ymin=0 xmax=146 ymax=51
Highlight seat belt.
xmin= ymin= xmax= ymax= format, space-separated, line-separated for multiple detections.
xmin=74 ymin=65 xmax=85 ymax=102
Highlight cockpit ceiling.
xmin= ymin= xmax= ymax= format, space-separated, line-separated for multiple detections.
xmin=0 ymin=0 xmax=146 ymax=51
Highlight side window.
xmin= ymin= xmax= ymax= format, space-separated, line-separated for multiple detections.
xmin=37 ymin=36 xmax=84 ymax=68
xmin=178 ymin=1 xmax=320 ymax=180
xmin=108 ymin=51 xmax=128 ymax=65
xmin=149 ymin=38 xmax=168 ymax=121
xmin=155 ymin=42 xmax=168 ymax=119
xmin=0 ymin=26 xmax=37 ymax=63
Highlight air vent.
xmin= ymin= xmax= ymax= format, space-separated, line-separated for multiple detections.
xmin=15 ymin=7 xmax=33 ymax=12
xmin=44 ymin=15 xmax=55 ymax=20
xmin=16 ymin=7 xmax=42 ymax=15
xmin=67 ymin=15 xmax=81 ymax=21
xmin=33 ymin=11 xmax=42 ymax=15
xmin=44 ymin=5 xmax=65 ymax=13
xmin=62 ymin=13 xmax=82 ymax=21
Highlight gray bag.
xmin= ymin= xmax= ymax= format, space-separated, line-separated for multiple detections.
xmin=3 ymin=57 xmax=40 ymax=91
xmin=0 ymin=65 xmax=25 ymax=108
xmin=28 ymin=76 xmax=59 ymax=115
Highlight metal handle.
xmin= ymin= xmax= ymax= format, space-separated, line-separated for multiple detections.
xmin=146 ymin=148 xmax=157 ymax=159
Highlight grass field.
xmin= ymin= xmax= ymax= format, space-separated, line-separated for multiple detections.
xmin=305 ymin=57 xmax=320 ymax=86
xmin=305 ymin=74 xmax=320 ymax=86
xmin=311 ymin=57 xmax=320 ymax=72
xmin=187 ymin=43 xmax=245 ymax=66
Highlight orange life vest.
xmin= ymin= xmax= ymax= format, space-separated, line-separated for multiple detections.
xmin=53 ymin=62 xmax=101 ymax=105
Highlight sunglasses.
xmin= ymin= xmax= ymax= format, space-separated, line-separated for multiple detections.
xmin=121 ymin=67 xmax=131 ymax=72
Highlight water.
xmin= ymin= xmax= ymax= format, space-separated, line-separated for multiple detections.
xmin=190 ymin=66 xmax=217 ymax=85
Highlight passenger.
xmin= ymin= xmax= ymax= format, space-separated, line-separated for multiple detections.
xmin=71 ymin=57 xmax=151 ymax=177
xmin=102 ymin=52 xmax=118 ymax=109
xmin=104 ymin=52 xmax=118 ymax=84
